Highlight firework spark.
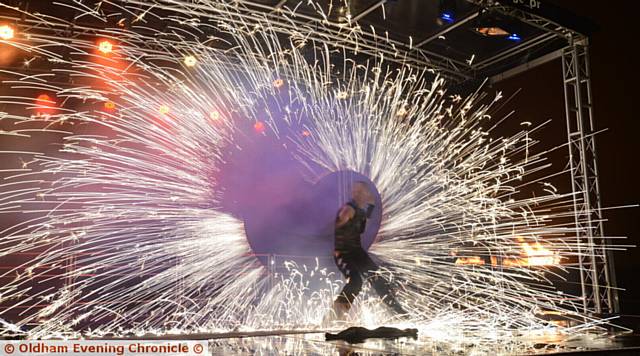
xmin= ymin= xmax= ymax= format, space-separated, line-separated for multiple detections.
xmin=0 ymin=0 xmax=623 ymax=352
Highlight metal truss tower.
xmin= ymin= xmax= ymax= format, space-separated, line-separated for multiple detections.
xmin=562 ymin=41 xmax=618 ymax=314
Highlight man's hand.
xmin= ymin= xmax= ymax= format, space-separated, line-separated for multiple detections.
xmin=336 ymin=204 xmax=355 ymax=228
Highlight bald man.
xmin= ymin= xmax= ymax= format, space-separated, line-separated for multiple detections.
xmin=330 ymin=181 xmax=406 ymax=319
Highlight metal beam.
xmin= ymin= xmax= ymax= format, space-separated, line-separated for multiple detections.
xmin=415 ymin=11 xmax=480 ymax=48
xmin=352 ymin=0 xmax=386 ymax=22
xmin=463 ymin=0 xmax=580 ymax=40
xmin=126 ymin=0 xmax=473 ymax=81
xmin=472 ymin=32 xmax=555 ymax=71
xmin=489 ymin=47 xmax=562 ymax=83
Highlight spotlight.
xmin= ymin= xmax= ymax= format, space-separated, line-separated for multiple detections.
xmin=302 ymin=130 xmax=311 ymax=137
xmin=159 ymin=105 xmax=170 ymax=114
xmin=508 ymin=33 xmax=521 ymax=41
xmin=184 ymin=55 xmax=197 ymax=67
xmin=440 ymin=12 xmax=454 ymax=23
xmin=473 ymin=14 xmax=524 ymax=42
xmin=209 ymin=111 xmax=220 ymax=121
xmin=0 ymin=24 xmax=15 ymax=40
xmin=439 ymin=0 xmax=457 ymax=23
xmin=98 ymin=40 xmax=114 ymax=54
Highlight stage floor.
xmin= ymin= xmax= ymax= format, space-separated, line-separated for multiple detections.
xmin=3 ymin=328 xmax=639 ymax=355
xmin=163 ymin=330 xmax=640 ymax=355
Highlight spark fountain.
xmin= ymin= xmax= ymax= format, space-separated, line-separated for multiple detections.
xmin=0 ymin=0 xmax=626 ymax=354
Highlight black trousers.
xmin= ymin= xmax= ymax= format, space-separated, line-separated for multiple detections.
xmin=333 ymin=248 xmax=406 ymax=314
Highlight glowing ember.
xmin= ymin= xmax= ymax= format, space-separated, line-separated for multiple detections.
xmin=253 ymin=121 xmax=265 ymax=133
xmin=104 ymin=101 xmax=116 ymax=110
xmin=273 ymin=78 xmax=284 ymax=88
xmin=158 ymin=105 xmax=170 ymax=115
xmin=0 ymin=24 xmax=14 ymax=40
xmin=98 ymin=40 xmax=114 ymax=54
xmin=184 ymin=55 xmax=197 ymax=67
xmin=396 ymin=107 xmax=408 ymax=117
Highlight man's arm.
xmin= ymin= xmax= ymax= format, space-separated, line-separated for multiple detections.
xmin=336 ymin=205 xmax=355 ymax=228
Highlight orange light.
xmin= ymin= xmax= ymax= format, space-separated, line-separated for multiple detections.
xmin=503 ymin=238 xmax=561 ymax=267
xmin=104 ymin=101 xmax=116 ymax=111
xmin=521 ymin=241 xmax=560 ymax=266
xmin=253 ymin=121 xmax=265 ymax=133
xmin=159 ymin=105 xmax=170 ymax=115
xmin=0 ymin=25 xmax=15 ymax=40
xmin=36 ymin=94 xmax=56 ymax=107
xmin=302 ymin=130 xmax=311 ymax=137
xmin=455 ymin=256 xmax=484 ymax=265
xmin=34 ymin=94 xmax=56 ymax=117
xmin=474 ymin=27 xmax=510 ymax=36
xmin=98 ymin=40 xmax=114 ymax=54
xmin=455 ymin=239 xmax=560 ymax=268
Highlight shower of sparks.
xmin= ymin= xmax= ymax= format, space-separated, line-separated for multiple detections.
xmin=0 ymin=0 xmax=622 ymax=352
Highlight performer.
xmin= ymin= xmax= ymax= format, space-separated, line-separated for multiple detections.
xmin=330 ymin=181 xmax=406 ymax=319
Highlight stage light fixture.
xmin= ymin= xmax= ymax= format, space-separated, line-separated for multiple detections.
xmin=440 ymin=12 xmax=454 ymax=23
xmin=439 ymin=0 xmax=457 ymax=23
xmin=0 ymin=24 xmax=14 ymax=40
xmin=508 ymin=33 xmax=521 ymax=41
xmin=474 ymin=27 xmax=510 ymax=36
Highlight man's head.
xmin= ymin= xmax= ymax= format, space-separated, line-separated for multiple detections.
xmin=352 ymin=181 xmax=372 ymax=206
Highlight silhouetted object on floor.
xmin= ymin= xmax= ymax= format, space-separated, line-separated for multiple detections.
xmin=325 ymin=326 xmax=418 ymax=344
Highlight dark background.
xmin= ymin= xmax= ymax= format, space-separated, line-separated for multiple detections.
xmin=492 ymin=1 xmax=640 ymax=317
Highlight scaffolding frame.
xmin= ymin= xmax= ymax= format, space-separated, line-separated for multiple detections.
xmin=561 ymin=41 xmax=619 ymax=314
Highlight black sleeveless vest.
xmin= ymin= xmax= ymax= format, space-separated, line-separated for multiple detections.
xmin=334 ymin=201 xmax=367 ymax=251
